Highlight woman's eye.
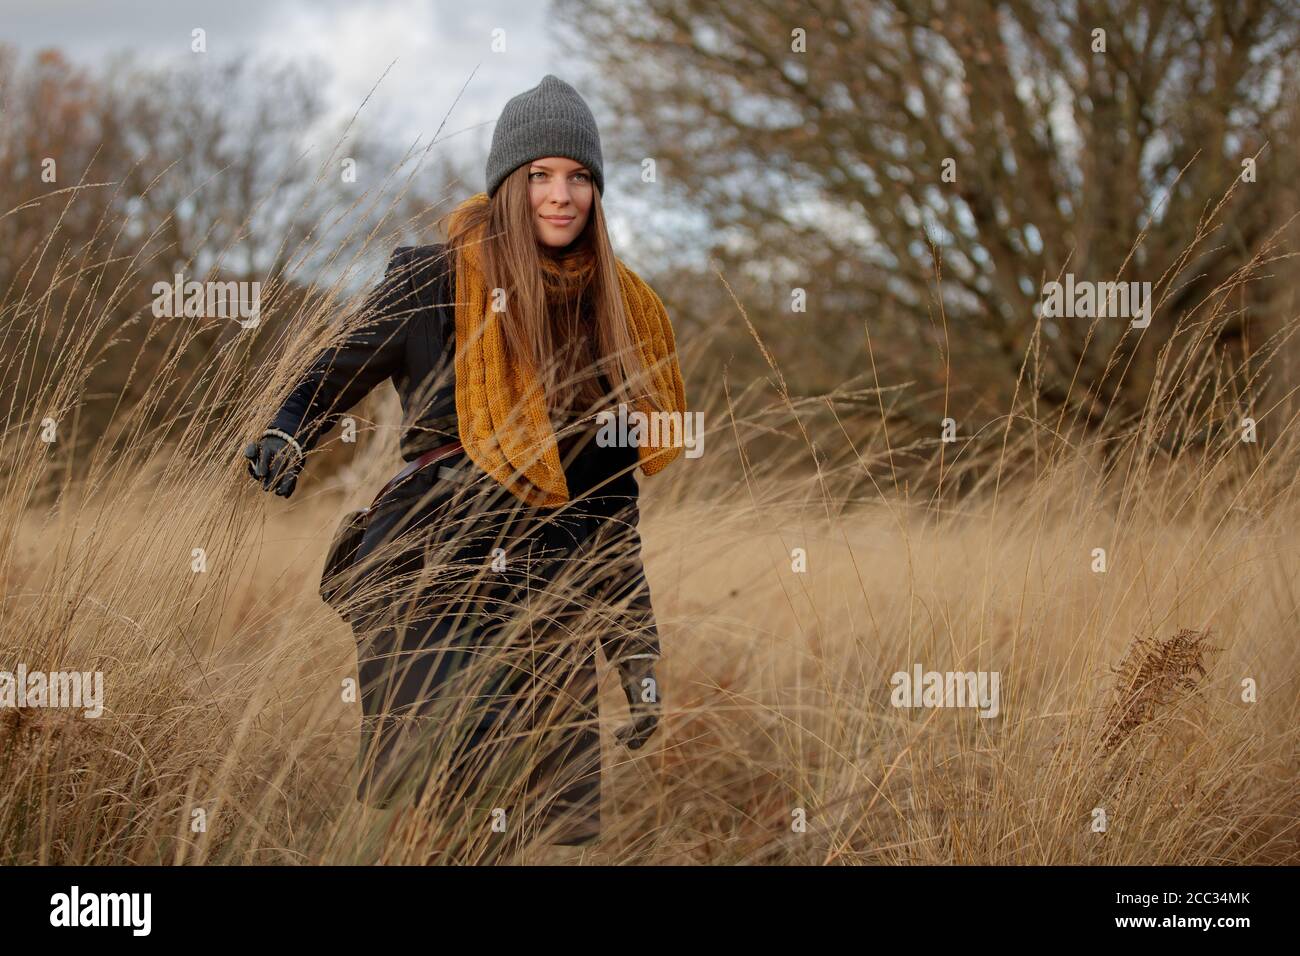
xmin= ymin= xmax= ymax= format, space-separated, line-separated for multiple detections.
xmin=573 ymin=172 xmax=589 ymax=182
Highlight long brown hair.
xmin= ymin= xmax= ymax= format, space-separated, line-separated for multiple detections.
xmin=441 ymin=168 xmax=653 ymax=429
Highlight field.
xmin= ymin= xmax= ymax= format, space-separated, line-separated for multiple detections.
xmin=2 ymin=349 xmax=1295 ymax=864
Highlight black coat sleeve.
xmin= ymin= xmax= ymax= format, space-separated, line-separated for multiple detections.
xmin=266 ymin=246 xmax=417 ymax=454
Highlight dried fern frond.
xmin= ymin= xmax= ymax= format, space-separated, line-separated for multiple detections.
xmin=1101 ymin=628 xmax=1220 ymax=752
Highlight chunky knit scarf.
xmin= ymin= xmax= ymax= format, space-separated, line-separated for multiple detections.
xmin=538 ymin=244 xmax=597 ymax=306
xmin=449 ymin=192 xmax=687 ymax=508
xmin=537 ymin=243 xmax=604 ymax=415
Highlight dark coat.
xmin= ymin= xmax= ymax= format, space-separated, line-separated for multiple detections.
xmin=267 ymin=244 xmax=661 ymax=845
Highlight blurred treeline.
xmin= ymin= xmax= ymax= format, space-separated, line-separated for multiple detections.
xmin=4 ymin=0 xmax=1300 ymax=497
xmin=0 ymin=47 xmax=463 ymax=480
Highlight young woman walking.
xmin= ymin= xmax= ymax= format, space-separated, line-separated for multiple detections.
xmin=242 ymin=75 xmax=687 ymax=848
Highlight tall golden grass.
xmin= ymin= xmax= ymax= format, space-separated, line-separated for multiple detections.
xmin=0 ymin=147 xmax=1296 ymax=865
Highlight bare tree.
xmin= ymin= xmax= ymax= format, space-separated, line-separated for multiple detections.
xmin=558 ymin=0 xmax=1300 ymax=440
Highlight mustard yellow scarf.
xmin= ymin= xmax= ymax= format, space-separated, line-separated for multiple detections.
xmin=449 ymin=193 xmax=687 ymax=508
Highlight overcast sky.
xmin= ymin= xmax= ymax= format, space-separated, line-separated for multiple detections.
xmin=0 ymin=0 xmax=557 ymax=143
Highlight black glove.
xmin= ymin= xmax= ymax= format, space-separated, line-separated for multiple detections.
xmin=242 ymin=432 xmax=304 ymax=498
xmin=615 ymin=658 xmax=662 ymax=751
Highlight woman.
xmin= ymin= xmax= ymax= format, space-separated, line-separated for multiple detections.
xmin=242 ymin=75 xmax=687 ymax=847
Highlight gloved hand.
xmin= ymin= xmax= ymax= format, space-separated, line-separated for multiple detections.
xmin=615 ymin=657 xmax=662 ymax=751
xmin=242 ymin=432 xmax=304 ymax=498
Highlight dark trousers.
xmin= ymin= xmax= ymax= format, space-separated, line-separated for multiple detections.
xmin=348 ymin=430 xmax=639 ymax=845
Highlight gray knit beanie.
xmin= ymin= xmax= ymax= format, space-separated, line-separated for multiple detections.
xmin=485 ymin=74 xmax=604 ymax=198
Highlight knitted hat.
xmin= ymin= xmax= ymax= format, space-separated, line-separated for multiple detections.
xmin=485 ymin=74 xmax=604 ymax=198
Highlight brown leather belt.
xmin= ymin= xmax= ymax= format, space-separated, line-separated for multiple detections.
xmin=370 ymin=439 xmax=465 ymax=508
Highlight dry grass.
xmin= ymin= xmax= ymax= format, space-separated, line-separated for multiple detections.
xmin=0 ymin=138 xmax=1296 ymax=865
xmin=0 ymin=439 xmax=1295 ymax=864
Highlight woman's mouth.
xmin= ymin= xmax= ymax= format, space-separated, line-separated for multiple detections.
xmin=543 ymin=215 xmax=575 ymax=225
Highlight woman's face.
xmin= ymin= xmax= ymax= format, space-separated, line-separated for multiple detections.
xmin=528 ymin=156 xmax=594 ymax=249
